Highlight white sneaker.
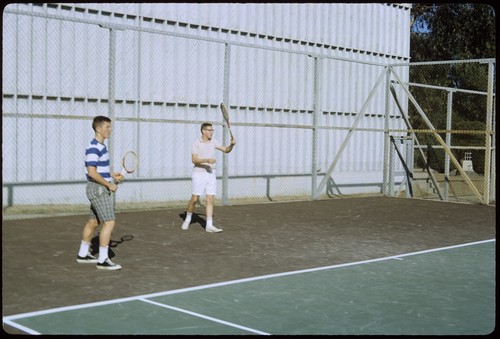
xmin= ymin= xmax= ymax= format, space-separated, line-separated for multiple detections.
xmin=181 ymin=220 xmax=190 ymax=230
xmin=206 ymin=225 xmax=223 ymax=233
xmin=76 ymin=252 xmax=98 ymax=264
xmin=96 ymin=258 xmax=122 ymax=271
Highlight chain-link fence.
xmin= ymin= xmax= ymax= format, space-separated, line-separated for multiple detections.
xmin=389 ymin=60 xmax=495 ymax=205
xmin=2 ymin=8 xmax=495 ymax=218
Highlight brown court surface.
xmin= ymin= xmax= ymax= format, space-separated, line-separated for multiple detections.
xmin=2 ymin=196 xmax=496 ymax=334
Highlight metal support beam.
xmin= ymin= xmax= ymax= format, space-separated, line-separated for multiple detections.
xmin=222 ymin=43 xmax=231 ymax=205
xmin=390 ymin=69 xmax=484 ymax=203
xmin=389 ymin=84 xmax=443 ymax=200
xmin=314 ymin=68 xmax=386 ymax=198
xmin=382 ymin=66 xmax=391 ymax=195
xmin=311 ymin=57 xmax=320 ymax=199
xmin=483 ymin=61 xmax=495 ymax=204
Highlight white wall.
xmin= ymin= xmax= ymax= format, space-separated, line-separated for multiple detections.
xmin=2 ymin=3 xmax=411 ymax=206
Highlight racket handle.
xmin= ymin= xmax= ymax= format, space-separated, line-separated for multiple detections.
xmin=120 ymin=167 xmax=127 ymax=176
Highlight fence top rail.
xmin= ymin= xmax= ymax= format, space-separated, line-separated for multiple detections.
xmin=6 ymin=8 xmax=492 ymax=70
xmin=391 ymin=80 xmax=495 ymax=96
xmin=391 ymin=58 xmax=495 ymax=67
xmin=5 ymin=7 xmax=391 ymax=68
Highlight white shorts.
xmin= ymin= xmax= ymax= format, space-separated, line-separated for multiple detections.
xmin=192 ymin=171 xmax=217 ymax=196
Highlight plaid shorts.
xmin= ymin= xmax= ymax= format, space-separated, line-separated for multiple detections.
xmin=86 ymin=181 xmax=115 ymax=222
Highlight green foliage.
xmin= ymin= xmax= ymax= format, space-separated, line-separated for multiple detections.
xmin=410 ymin=4 xmax=496 ymax=60
xmin=408 ymin=4 xmax=494 ymax=175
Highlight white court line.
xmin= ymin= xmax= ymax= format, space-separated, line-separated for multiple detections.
xmin=140 ymin=298 xmax=270 ymax=335
xmin=4 ymin=238 xmax=495 ymax=331
xmin=2 ymin=320 xmax=41 ymax=335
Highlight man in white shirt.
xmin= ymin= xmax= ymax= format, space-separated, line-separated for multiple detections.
xmin=181 ymin=122 xmax=236 ymax=232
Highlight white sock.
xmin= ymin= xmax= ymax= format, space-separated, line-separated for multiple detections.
xmin=184 ymin=212 xmax=193 ymax=223
xmin=98 ymin=246 xmax=109 ymax=263
xmin=207 ymin=217 xmax=213 ymax=227
xmin=78 ymin=241 xmax=91 ymax=257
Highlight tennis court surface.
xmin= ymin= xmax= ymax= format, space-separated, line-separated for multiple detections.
xmin=2 ymin=196 xmax=496 ymax=335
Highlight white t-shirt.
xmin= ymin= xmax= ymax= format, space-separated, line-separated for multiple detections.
xmin=191 ymin=137 xmax=222 ymax=173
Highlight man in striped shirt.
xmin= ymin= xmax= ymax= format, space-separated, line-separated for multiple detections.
xmin=76 ymin=116 xmax=123 ymax=270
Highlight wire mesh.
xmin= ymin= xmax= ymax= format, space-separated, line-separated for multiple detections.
xmin=2 ymin=7 xmax=495 ymax=219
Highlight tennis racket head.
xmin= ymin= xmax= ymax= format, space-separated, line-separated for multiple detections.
xmin=122 ymin=151 xmax=138 ymax=174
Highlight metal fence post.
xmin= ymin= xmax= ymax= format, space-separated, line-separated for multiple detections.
xmin=444 ymin=90 xmax=453 ymax=200
xmin=311 ymin=56 xmax=320 ymax=200
xmin=382 ymin=66 xmax=391 ymax=196
xmin=222 ymin=43 xmax=231 ymax=205
xmin=484 ymin=61 xmax=495 ymax=204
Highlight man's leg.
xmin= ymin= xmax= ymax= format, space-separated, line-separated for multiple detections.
xmin=182 ymin=195 xmax=199 ymax=230
xmin=205 ymin=172 xmax=222 ymax=232
xmin=206 ymin=194 xmax=214 ymax=221
xmin=92 ymin=189 xmax=121 ymax=270
xmin=82 ymin=218 xmax=99 ymax=243
xmin=97 ymin=220 xmax=115 ymax=262
xmin=77 ymin=218 xmax=99 ymax=263
xmin=205 ymin=195 xmax=222 ymax=233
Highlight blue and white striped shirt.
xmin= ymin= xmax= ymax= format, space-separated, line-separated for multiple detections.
xmin=85 ymin=139 xmax=111 ymax=182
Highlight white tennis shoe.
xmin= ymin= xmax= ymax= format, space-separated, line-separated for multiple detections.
xmin=96 ymin=258 xmax=122 ymax=270
xmin=181 ymin=220 xmax=190 ymax=230
xmin=206 ymin=225 xmax=223 ymax=233
xmin=76 ymin=252 xmax=98 ymax=264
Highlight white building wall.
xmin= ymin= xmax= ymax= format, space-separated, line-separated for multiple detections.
xmin=2 ymin=3 xmax=411 ymax=206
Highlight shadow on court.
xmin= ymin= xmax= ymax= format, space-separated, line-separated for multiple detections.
xmin=89 ymin=234 xmax=135 ymax=259
xmin=2 ymin=196 xmax=496 ymax=334
xmin=179 ymin=212 xmax=207 ymax=229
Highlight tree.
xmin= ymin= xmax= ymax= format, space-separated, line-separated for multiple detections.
xmin=410 ymin=4 xmax=495 ymax=61
xmin=408 ymin=4 xmax=495 ymax=174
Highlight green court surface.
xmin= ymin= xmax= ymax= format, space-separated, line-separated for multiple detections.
xmin=4 ymin=240 xmax=495 ymax=335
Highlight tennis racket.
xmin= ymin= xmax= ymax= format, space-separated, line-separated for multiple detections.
xmin=118 ymin=151 xmax=138 ymax=182
xmin=220 ymin=102 xmax=234 ymax=139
